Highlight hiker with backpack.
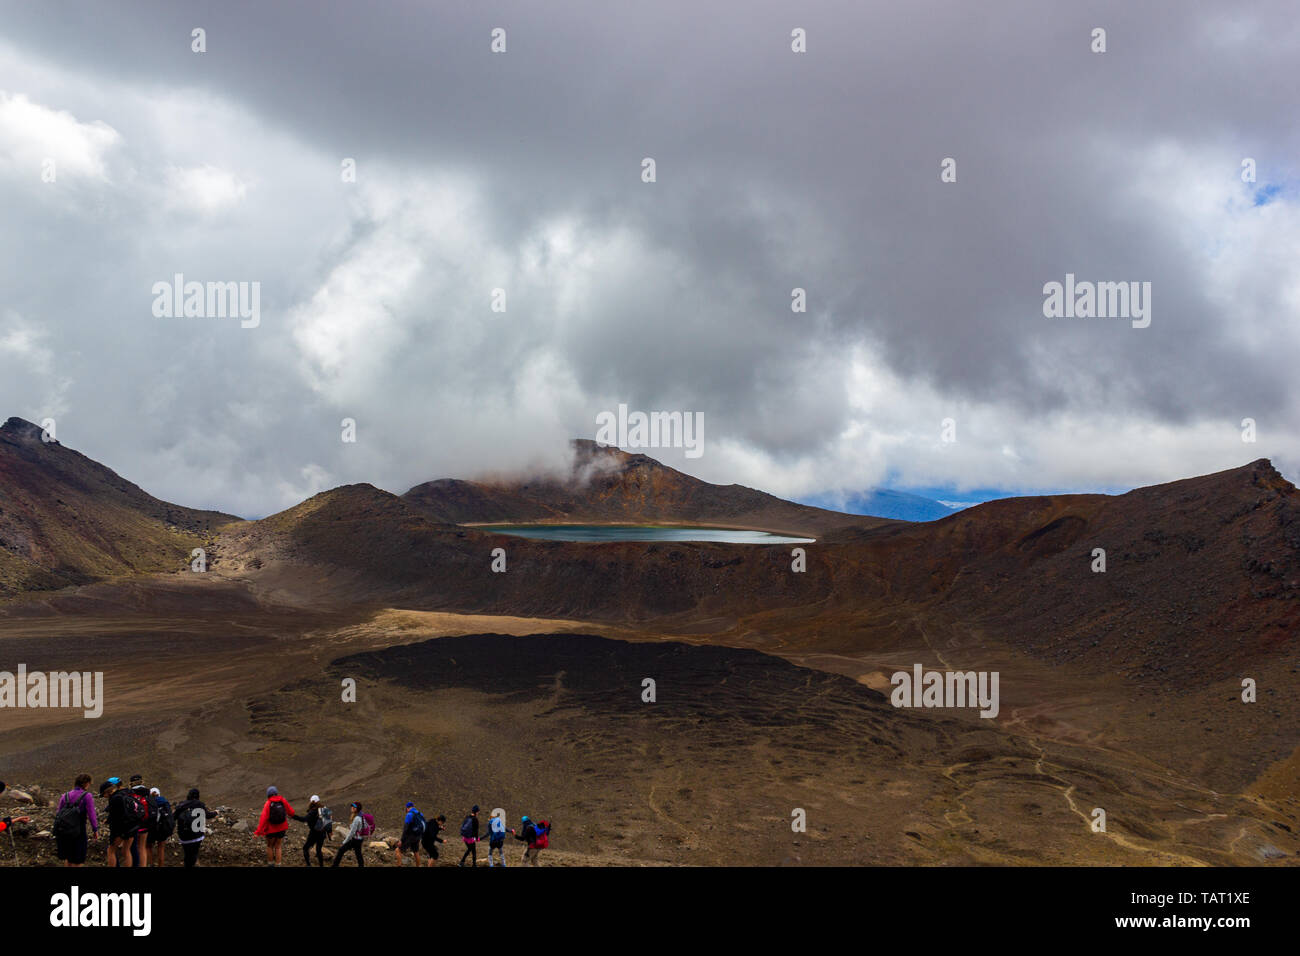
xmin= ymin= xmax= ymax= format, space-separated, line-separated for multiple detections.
xmin=254 ymin=785 xmax=295 ymax=866
xmin=146 ymin=788 xmax=174 ymax=865
xmin=513 ymin=816 xmax=551 ymax=865
xmin=128 ymin=775 xmax=152 ymax=866
xmin=487 ymin=810 xmax=508 ymax=867
xmin=359 ymin=805 xmax=377 ymax=840
xmin=458 ymin=805 xmax=481 ymax=867
xmin=531 ymin=819 xmax=551 ymax=864
xmin=53 ymin=773 xmax=98 ymax=867
xmin=421 ymin=814 xmax=446 ymax=866
xmin=174 ymin=788 xmax=217 ymax=868
xmin=330 ymin=802 xmax=367 ymax=867
xmin=292 ymin=795 xmax=332 ymax=867
xmin=395 ymin=801 xmax=426 ymax=867
xmin=101 ymin=777 xmax=148 ymax=867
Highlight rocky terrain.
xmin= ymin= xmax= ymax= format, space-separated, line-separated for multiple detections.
xmin=0 ymin=781 xmax=583 ymax=867
xmin=0 ymin=418 xmax=1296 ymax=866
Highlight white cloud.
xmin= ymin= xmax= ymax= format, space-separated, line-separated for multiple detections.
xmin=0 ymin=5 xmax=1297 ymax=517
xmin=0 ymin=310 xmax=53 ymax=369
xmin=163 ymin=164 xmax=248 ymax=214
xmin=274 ymin=463 xmax=335 ymax=511
xmin=0 ymin=310 xmax=71 ymax=419
xmin=0 ymin=89 xmax=119 ymax=181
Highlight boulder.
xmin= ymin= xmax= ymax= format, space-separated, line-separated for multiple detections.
xmin=7 ymin=789 xmax=33 ymax=804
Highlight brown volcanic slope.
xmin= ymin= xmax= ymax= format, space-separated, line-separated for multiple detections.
xmin=221 ymin=452 xmax=1300 ymax=678
xmin=214 ymin=452 xmax=1300 ymax=797
xmin=0 ymin=417 xmax=239 ymax=596
xmin=1 ymin=431 xmax=1298 ymax=865
xmin=402 ymin=439 xmax=875 ymax=536
xmin=816 ymin=458 xmax=1300 ymax=680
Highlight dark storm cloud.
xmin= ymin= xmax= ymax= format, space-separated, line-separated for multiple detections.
xmin=0 ymin=0 xmax=1296 ymax=513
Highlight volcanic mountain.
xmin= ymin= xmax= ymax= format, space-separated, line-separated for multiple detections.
xmin=814 ymin=458 xmax=1300 ymax=674
xmin=5 ymin=422 xmax=1296 ymax=671
xmin=1 ymin=423 xmax=1298 ymax=866
xmin=213 ymin=448 xmax=1300 ymax=677
xmin=0 ymin=417 xmax=238 ymax=595
xmin=212 ymin=481 xmax=834 ymax=618
xmin=402 ymin=439 xmax=874 ymax=536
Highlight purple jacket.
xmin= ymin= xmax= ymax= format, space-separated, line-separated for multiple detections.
xmin=59 ymin=788 xmax=99 ymax=833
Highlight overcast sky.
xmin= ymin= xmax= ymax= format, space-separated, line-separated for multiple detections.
xmin=1 ymin=0 xmax=1296 ymax=517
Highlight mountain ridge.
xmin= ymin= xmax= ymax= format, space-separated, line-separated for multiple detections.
xmin=3 ymin=417 xmax=1296 ymax=676
xmin=2 ymin=421 xmax=1297 ymax=865
xmin=0 ymin=416 xmax=241 ymax=594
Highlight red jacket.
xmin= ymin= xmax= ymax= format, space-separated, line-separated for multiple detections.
xmin=254 ymin=796 xmax=295 ymax=836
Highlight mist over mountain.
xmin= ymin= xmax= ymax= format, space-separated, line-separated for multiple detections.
xmin=403 ymin=439 xmax=873 ymax=536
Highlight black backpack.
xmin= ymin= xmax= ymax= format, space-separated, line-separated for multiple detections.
xmin=122 ymin=791 xmax=149 ymax=830
xmin=177 ymin=803 xmax=205 ymax=840
xmin=153 ymin=799 xmax=175 ymax=840
xmin=267 ymin=798 xmax=287 ymax=826
xmin=52 ymin=791 xmax=87 ymax=839
xmin=407 ymin=809 xmax=426 ymax=837
xmin=460 ymin=815 xmax=474 ymax=838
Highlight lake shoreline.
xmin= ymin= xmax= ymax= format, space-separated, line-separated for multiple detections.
xmin=470 ymin=522 xmax=816 ymax=544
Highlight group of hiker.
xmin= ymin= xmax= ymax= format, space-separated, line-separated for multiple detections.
xmin=259 ymin=793 xmax=551 ymax=868
xmin=51 ymin=775 xmax=215 ymax=868
xmin=40 ymin=774 xmax=552 ymax=868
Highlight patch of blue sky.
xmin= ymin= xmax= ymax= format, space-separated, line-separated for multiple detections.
xmin=1252 ymin=182 xmax=1282 ymax=206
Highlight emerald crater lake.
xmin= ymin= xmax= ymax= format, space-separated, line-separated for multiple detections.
xmin=483 ymin=525 xmax=815 ymax=544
